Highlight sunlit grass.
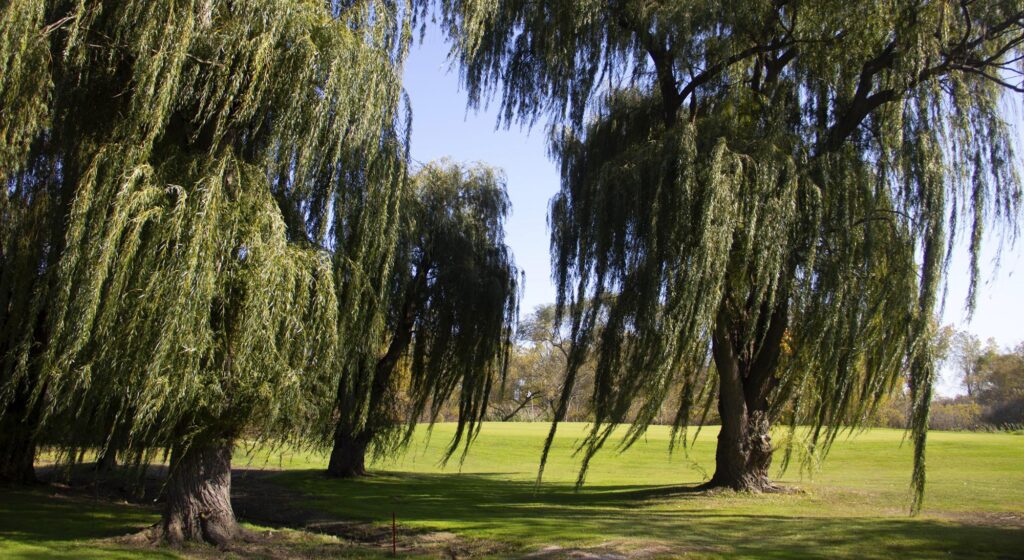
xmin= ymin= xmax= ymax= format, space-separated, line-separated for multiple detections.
xmin=0 ymin=488 xmax=169 ymax=559
xmin=3 ymin=424 xmax=1022 ymax=558
xmin=268 ymin=424 xmax=1024 ymax=558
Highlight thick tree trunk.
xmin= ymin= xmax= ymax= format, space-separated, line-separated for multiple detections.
xmin=0 ymin=388 xmax=39 ymax=484
xmin=95 ymin=449 xmax=118 ymax=472
xmin=705 ymin=300 xmax=787 ymax=492
xmin=162 ymin=441 xmax=240 ymax=546
xmin=0 ymin=427 xmax=37 ymax=484
xmin=326 ymin=430 xmax=369 ymax=478
xmin=708 ymin=342 xmax=774 ymax=491
xmin=707 ymin=381 xmax=774 ymax=491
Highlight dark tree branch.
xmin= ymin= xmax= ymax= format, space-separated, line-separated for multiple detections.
xmin=611 ymin=2 xmax=815 ymax=126
xmin=496 ymin=391 xmax=543 ymax=421
xmin=609 ymin=4 xmax=681 ymax=124
xmin=818 ymin=10 xmax=1024 ymax=157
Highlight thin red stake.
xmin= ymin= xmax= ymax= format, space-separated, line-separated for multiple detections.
xmin=392 ymin=511 xmax=397 ymax=556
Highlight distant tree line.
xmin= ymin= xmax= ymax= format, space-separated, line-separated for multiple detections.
xmin=492 ymin=317 xmax=1024 ymax=434
xmin=872 ymin=333 xmax=1024 ymax=431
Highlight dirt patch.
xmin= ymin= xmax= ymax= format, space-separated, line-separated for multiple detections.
xmin=107 ymin=525 xmax=383 ymax=559
xmin=36 ymin=462 xmax=170 ymax=504
xmin=232 ymin=469 xmax=517 ymax=558
xmin=936 ymin=510 xmax=1024 ymax=529
xmin=523 ymin=540 xmax=712 ymax=560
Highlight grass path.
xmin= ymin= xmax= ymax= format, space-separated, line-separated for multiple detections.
xmin=2 ymin=424 xmax=1022 ymax=558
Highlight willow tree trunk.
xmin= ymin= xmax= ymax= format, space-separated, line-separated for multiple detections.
xmin=707 ymin=361 xmax=774 ymax=491
xmin=0 ymin=428 xmax=37 ymax=484
xmin=163 ymin=442 xmax=240 ymax=546
xmin=706 ymin=302 xmax=787 ymax=492
xmin=0 ymin=390 xmax=39 ymax=484
xmin=327 ymin=429 xmax=369 ymax=478
xmin=327 ymin=268 xmax=422 ymax=478
xmin=95 ymin=450 xmax=118 ymax=472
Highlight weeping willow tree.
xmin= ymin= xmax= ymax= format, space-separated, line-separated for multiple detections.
xmin=328 ymin=160 xmax=519 ymax=477
xmin=433 ymin=0 xmax=1024 ymax=506
xmin=0 ymin=0 xmax=412 ymax=544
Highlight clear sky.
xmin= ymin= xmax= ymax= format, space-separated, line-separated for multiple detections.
xmin=403 ymin=26 xmax=1024 ymax=396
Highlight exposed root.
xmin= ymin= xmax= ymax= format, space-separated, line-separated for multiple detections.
xmin=116 ymin=523 xmax=258 ymax=550
xmin=696 ymin=478 xmax=803 ymax=495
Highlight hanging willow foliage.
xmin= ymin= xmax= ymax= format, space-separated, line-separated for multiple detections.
xmin=433 ymin=0 xmax=1023 ymax=509
xmin=403 ymin=161 xmax=520 ymax=458
xmin=327 ymin=160 xmax=520 ymax=475
xmin=0 ymin=0 xmax=412 ymax=467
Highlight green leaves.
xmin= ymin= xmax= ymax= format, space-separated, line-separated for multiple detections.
xmin=333 ymin=159 xmax=520 ymax=463
xmin=436 ymin=0 xmax=1024 ymax=507
xmin=405 ymin=161 xmax=519 ymax=457
xmin=0 ymin=0 xmax=412 ymax=462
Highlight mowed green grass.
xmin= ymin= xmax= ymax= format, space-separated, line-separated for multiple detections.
xmin=0 ymin=488 xmax=170 ymax=559
xmin=272 ymin=424 xmax=1024 ymax=558
xmin=2 ymin=424 xmax=1023 ymax=558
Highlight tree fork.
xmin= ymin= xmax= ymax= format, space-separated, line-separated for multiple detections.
xmin=705 ymin=302 xmax=787 ymax=492
xmin=162 ymin=441 xmax=241 ymax=546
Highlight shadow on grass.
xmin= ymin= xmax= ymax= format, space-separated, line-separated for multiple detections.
xmin=0 ymin=488 xmax=156 ymax=543
xmin=3 ymin=471 xmax=1022 ymax=559
xmin=0 ymin=487 xmax=171 ymax=560
xmin=276 ymin=470 xmax=1024 ymax=559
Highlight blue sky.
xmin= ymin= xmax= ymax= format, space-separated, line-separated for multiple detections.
xmin=403 ymin=27 xmax=1024 ymax=395
xmin=403 ymin=27 xmax=558 ymax=312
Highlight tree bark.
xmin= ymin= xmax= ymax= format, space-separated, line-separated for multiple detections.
xmin=0 ymin=388 xmax=39 ymax=484
xmin=95 ymin=449 xmax=118 ymax=472
xmin=0 ymin=426 xmax=37 ymax=484
xmin=708 ymin=336 xmax=774 ymax=491
xmin=162 ymin=441 xmax=240 ymax=546
xmin=326 ymin=430 xmax=369 ymax=478
xmin=705 ymin=300 xmax=788 ymax=492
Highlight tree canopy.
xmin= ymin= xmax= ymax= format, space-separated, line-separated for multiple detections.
xmin=971 ymin=341 xmax=1024 ymax=421
xmin=433 ymin=0 xmax=1024 ymax=507
xmin=329 ymin=160 xmax=520 ymax=475
xmin=402 ymin=161 xmax=520 ymax=455
xmin=1 ymin=0 xmax=414 ymax=542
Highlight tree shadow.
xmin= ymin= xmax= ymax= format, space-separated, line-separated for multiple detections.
xmin=0 ymin=488 xmax=156 ymax=544
xmin=271 ymin=469 xmax=1024 ymax=558
xmin=3 ymin=468 xmax=1022 ymax=559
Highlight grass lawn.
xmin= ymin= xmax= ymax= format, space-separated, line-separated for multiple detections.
xmin=0 ymin=487 xmax=171 ymax=559
xmin=2 ymin=423 xmax=1022 ymax=558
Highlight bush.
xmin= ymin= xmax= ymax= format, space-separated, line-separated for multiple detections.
xmin=871 ymin=395 xmax=910 ymax=429
xmin=982 ymin=396 xmax=1024 ymax=427
xmin=928 ymin=399 xmax=984 ymax=431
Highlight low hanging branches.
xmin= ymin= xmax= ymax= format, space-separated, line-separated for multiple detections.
xmin=403 ymin=162 xmax=520 ymax=458
xmin=434 ymin=0 xmax=1024 ymax=509
xmin=0 ymin=0 xmax=412 ymax=544
xmin=328 ymin=160 xmax=520 ymax=477
xmin=41 ymin=153 xmax=341 ymax=460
